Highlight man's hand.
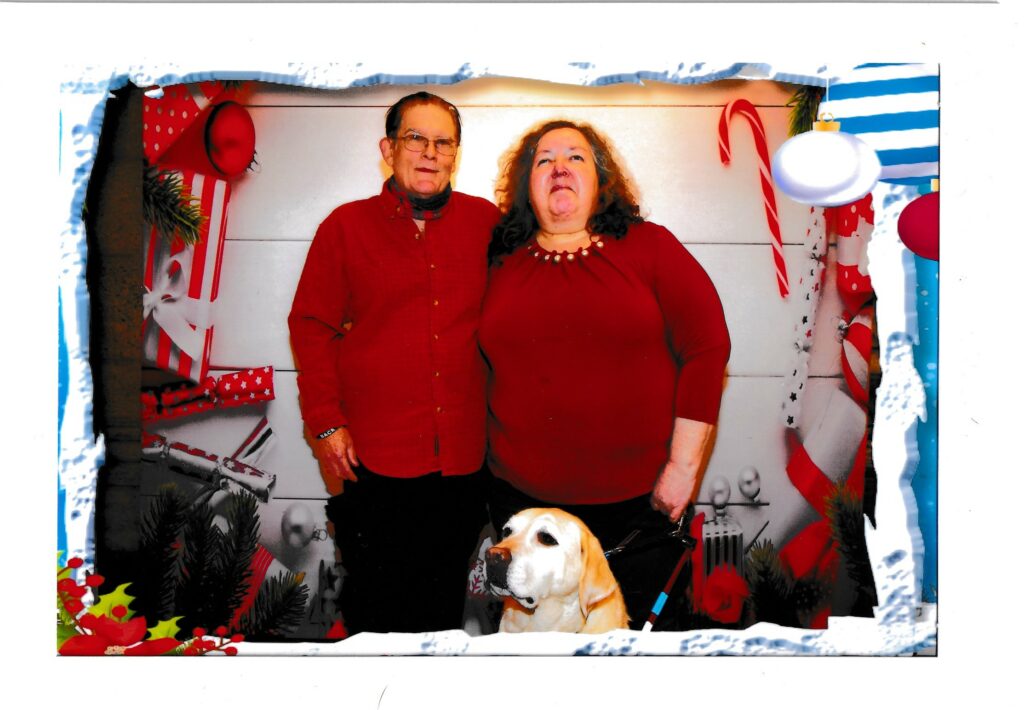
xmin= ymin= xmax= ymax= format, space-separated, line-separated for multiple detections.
xmin=650 ymin=418 xmax=714 ymax=522
xmin=311 ymin=427 xmax=359 ymax=496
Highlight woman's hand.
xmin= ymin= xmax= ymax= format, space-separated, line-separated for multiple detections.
xmin=310 ymin=426 xmax=360 ymax=496
xmin=651 ymin=418 xmax=715 ymax=522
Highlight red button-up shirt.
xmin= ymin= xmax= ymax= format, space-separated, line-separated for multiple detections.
xmin=289 ymin=182 xmax=499 ymax=477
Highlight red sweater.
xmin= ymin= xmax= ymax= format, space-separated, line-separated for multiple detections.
xmin=289 ymin=182 xmax=499 ymax=477
xmin=480 ymin=221 xmax=731 ymax=504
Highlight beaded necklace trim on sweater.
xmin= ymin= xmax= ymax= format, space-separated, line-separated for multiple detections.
xmin=527 ymin=234 xmax=606 ymax=264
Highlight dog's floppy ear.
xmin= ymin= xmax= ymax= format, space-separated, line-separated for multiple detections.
xmin=578 ymin=526 xmax=618 ymax=618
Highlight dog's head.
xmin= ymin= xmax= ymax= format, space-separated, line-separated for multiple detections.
xmin=484 ymin=508 xmax=619 ymax=617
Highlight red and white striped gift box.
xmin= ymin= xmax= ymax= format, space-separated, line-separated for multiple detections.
xmin=142 ymin=169 xmax=230 ymax=382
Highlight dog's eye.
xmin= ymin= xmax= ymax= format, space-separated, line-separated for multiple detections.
xmin=537 ymin=531 xmax=559 ymax=547
xmin=501 ymin=525 xmax=512 ymax=540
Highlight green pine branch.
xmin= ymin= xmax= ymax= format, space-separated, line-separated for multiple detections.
xmin=239 ymin=572 xmax=310 ymax=638
xmin=786 ymin=85 xmax=826 ymax=136
xmin=143 ymin=163 xmax=206 ymax=246
xmin=137 ymin=486 xmax=189 ymax=623
xmin=177 ymin=502 xmax=227 ymax=630
xmin=211 ymin=492 xmax=261 ymax=629
xmin=744 ymin=540 xmax=800 ymax=627
xmin=826 ymin=483 xmax=879 ymax=614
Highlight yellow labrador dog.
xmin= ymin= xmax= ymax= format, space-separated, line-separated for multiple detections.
xmin=485 ymin=508 xmax=629 ymax=633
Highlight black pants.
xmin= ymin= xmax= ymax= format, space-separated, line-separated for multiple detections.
xmin=324 ymin=465 xmax=488 ymax=634
xmin=487 ymin=474 xmax=693 ymax=631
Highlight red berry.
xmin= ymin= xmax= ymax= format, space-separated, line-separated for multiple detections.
xmin=57 ymin=578 xmax=77 ymax=592
xmin=64 ymin=599 xmax=84 ymax=614
xmin=67 ymin=585 xmax=88 ymax=598
xmin=193 ymin=627 xmax=206 ymax=637
xmin=67 ymin=558 xmax=84 ymax=569
xmin=86 ymin=574 xmax=105 ymax=587
xmin=223 ymin=647 xmax=238 ymax=656
xmin=215 ymin=625 xmax=228 ymax=637
xmin=78 ymin=614 xmax=97 ymax=630
xmin=230 ymin=634 xmax=244 ymax=643
xmin=184 ymin=646 xmax=198 ymax=656
xmin=111 ymin=605 xmax=128 ymax=619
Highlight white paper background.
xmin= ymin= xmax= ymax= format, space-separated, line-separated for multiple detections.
xmin=2 ymin=0 xmax=1019 ymax=705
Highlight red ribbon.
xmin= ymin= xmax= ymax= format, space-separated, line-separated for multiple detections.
xmin=780 ymin=429 xmax=868 ymax=628
xmin=841 ymin=316 xmax=873 ymax=408
xmin=141 ymin=366 xmax=274 ymax=422
xmin=229 ymin=544 xmax=275 ymax=631
xmin=689 ymin=511 xmax=707 ymax=608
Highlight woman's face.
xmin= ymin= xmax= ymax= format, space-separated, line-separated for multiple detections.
xmin=528 ymin=127 xmax=599 ymax=233
xmin=380 ymin=103 xmax=458 ymax=199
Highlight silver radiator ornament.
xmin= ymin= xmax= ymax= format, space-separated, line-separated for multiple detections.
xmin=703 ymin=475 xmax=745 ymax=576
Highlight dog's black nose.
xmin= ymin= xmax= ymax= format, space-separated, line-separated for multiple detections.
xmin=485 ymin=546 xmax=511 ymax=588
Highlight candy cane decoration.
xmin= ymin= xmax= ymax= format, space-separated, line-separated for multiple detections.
xmin=719 ymin=99 xmax=790 ymax=298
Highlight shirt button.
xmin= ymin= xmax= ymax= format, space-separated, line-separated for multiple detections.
xmin=433 ymin=334 xmax=439 ymax=340
xmin=432 ymin=299 xmax=439 ymax=306
xmin=436 ymin=406 xmax=443 ymax=413
xmin=434 ymin=371 xmax=440 ymax=377
xmin=429 ymin=263 xmax=436 ymax=269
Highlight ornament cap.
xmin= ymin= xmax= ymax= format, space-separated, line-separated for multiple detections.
xmin=813 ymin=114 xmax=841 ymax=132
xmin=931 ymin=178 xmax=940 ymax=192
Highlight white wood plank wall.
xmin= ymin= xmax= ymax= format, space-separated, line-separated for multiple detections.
xmin=146 ymin=78 xmax=857 ymax=618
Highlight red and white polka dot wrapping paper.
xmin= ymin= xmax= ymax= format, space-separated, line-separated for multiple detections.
xmin=143 ymin=81 xmax=226 ymax=164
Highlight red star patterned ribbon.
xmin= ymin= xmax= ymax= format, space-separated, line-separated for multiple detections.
xmin=141 ymin=367 xmax=275 ymax=422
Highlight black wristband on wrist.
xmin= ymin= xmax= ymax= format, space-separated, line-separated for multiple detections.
xmin=317 ymin=427 xmax=339 ymax=439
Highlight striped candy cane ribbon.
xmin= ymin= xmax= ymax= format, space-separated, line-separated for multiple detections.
xmin=718 ymin=99 xmax=790 ymax=298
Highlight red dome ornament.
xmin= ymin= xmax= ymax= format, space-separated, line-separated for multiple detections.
xmin=897 ymin=184 xmax=939 ymax=261
xmin=205 ymin=101 xmax=257 ymax=177
xmin=158 ymin=99 xmax=256 ymax=179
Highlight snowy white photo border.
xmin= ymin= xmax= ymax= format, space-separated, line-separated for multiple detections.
xmin=58 ymin=58 xmax=933 ymax=657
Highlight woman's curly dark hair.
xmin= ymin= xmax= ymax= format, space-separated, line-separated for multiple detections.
xmin=489 ymin=120 xmax=643 ymax=264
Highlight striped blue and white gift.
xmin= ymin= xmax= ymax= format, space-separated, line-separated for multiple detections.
xmin=825 ymin=63 xmax=939 ymax=185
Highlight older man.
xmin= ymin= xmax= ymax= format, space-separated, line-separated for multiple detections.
xmin=289 ymin=92 xmax=498 ymax=633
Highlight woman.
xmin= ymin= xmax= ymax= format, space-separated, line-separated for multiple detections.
xmin=480 ymin=120 xmax=731 ymax=630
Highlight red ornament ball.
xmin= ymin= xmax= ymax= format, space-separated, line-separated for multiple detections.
xmin=205 ymin=101 xmax=256 ymax=178
xmin=897 ymin=191 xmax=939 ymax=261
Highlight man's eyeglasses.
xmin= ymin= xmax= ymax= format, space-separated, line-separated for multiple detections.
xmin=398 ymin=132 xmax=458 ymax=157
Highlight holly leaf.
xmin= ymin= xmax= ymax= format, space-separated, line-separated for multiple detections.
xmin=57 ymin=618 xmax=80 ymax=648
xmin=57 ymin=552 xmax=72 ymax=581
xmin=57 ymin=602 xmax=79 ymax=630
xmin=87 ymin=583 xmax=136 ymax=619
xmin=147 ymin=617 xmax=184 ymax=641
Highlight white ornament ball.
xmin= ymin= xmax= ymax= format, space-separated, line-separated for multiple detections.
xmin=771 ymin=130 xmax=881 ymax=207
xmin=281 ymin=502 xmax=315 ymax=548
xmin=709 ymin=476 xmax=731 ymax=509
xmin=738 ymin=466 xmax=761 ymax=501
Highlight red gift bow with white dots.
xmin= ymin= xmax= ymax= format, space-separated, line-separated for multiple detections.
xmin=141 ymin=366 xmax=275 ymax=422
